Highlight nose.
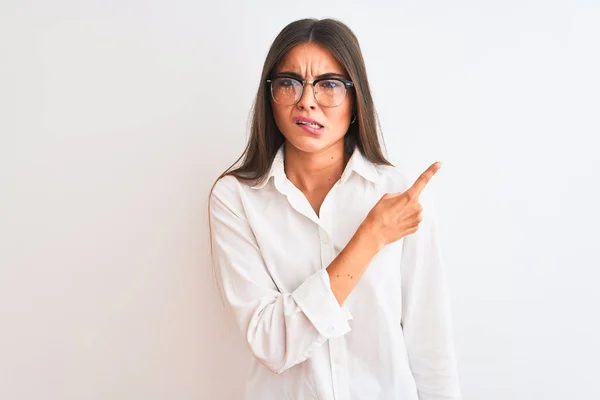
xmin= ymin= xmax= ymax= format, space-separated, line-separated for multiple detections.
xmin=296 ymin=82 xmax=317 ymax=110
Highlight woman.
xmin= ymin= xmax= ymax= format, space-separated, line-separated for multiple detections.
xmin=209 ymin=18 xmax=462 ymax=400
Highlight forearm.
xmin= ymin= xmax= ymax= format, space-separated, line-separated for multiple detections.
xmin=327 ymin=222 xmax=382 ymax=305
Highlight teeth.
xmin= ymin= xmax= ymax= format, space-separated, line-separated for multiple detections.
xmin=298 ymin=121 xmax=322 ymax=128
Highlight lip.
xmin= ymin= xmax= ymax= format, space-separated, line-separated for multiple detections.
xmin=293 ymin=116 xmax=325 ymax=136
xmin=293 ymin=116 xmax=324 ymax=128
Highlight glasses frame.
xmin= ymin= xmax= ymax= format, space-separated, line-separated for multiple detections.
xmin=266 ymin=75 xmax=355 ymax=108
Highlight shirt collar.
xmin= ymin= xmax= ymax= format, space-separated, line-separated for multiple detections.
xmin=250 ymin=146 xmax=286 ymax=190
xmin=250 ymin=144 xmax=381 ymax=190
xmin=339 ymin=145 xmax=382 ymax=186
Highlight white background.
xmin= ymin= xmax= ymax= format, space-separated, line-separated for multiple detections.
xmin=1 ymin=1 xmax=599 ymax=399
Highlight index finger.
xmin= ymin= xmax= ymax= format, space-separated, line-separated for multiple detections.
xmin=408 ymin=161 xmax=442 ymax=198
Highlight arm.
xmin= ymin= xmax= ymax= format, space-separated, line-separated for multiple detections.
xmin=209 ymin=177 xmax=379 ymax=374
xmin=400 ymin=195 xmax=462 ymax=400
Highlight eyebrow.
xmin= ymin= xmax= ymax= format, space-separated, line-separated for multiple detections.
xmin=275 ymin=71 xmax=348 ymax=80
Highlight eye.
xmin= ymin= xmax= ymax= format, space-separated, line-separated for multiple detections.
xmin=319 ymin=80 xmax=342 ymax=89
xmin=276 ymin=78 xmax=300 ymax=87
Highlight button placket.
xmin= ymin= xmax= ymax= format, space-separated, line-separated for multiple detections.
xmin=319 ymin=185 xmax=350 ymax=399
xmin=318 ymin=184 xmax=335 ymax=267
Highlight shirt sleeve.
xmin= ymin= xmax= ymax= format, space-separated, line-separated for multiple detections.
xmin=400 ymin=192 xmax=463 ymax=400
xmin=209 ymin=176 xmax=353 ymax=374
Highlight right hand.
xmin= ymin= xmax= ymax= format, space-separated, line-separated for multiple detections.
xmin=362 ymin=162 xmax=442 ymax=248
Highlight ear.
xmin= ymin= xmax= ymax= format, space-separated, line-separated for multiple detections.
xmin=350 ymin=90 xmax=358 ymax=114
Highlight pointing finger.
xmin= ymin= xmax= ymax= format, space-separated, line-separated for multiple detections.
xmin=408 ymin=162 xmax=441 ymax=198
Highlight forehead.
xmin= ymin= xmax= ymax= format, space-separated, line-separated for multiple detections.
xmin=276 ymin=42 xmax=346 ymax=75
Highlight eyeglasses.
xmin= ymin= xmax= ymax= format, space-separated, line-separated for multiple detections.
xmin=266 ymin=75 xmax=354 ymax=108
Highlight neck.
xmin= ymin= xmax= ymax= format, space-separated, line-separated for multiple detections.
xmin=284 ymin=140 xmax=350 ymax=192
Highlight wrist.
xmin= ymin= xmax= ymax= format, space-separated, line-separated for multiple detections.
xmin=356 ymin=220 xmax=385 ymax=254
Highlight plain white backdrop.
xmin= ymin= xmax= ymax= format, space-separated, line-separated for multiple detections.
xmin=1 ymin=1 xmax=599 ymax=399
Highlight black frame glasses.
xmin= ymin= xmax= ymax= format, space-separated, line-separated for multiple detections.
xmin=266 ymin=75 xmax=354 ymax=108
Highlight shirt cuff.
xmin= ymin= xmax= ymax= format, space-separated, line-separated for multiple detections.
xmin=292 ymin=269 xmax=353 ymax=339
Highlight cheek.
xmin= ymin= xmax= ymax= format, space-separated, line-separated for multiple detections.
xmin=333 ymin=94 xmax=354 ymax=121
xmin=326 ymin=104 xmax=352 ymax=127
xmin=271 ymin=106 xmax=301 ymax=140
xmin=270 ymin=104 xmax=289 ymax=129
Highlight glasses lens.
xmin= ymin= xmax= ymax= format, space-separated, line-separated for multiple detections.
xmin=271 ymin=78 xmax=302 ymax=105
xmin=314 ymin=80 xmax=347 ymax=107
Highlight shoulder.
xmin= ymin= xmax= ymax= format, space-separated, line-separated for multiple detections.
xmin=210 ymin=171 xmax=273 ymax=209
xmin=211 ymin=174 xmax=242 ymax=201
xmin=374 ymin=164 xmax=413 ymax=193
xmin=209 ymin=175 xmax=250 ymax=219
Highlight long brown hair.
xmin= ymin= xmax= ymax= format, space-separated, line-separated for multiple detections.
xmin=208 ymin=18 xmax=393 ymax=294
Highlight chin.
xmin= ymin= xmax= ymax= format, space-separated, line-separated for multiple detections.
xmin=285 ymin=133 xmax=344 ymax=155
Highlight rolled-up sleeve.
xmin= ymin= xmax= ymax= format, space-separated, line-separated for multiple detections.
xmin=209 ymin=176 xmax=352 ymax=374
xmin=400 ymin=193 xmax=462 ymax=399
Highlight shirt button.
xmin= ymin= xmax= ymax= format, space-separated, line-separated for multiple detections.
xmin=321 ymin=235 xmax=330 ymax=244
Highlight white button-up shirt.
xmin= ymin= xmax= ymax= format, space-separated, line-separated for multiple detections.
xmin=209 ymin=144 xmax=462 ymax=400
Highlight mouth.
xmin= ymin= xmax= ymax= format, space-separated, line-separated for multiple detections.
xmin=294 ymin=120 xmax=324 ymax=135
xmin=293 ymin=117 xmax=325 ymax=135
xmin=295 ymin=120 xmax=324 ymax=129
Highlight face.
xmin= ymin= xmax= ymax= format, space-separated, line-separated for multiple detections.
xmin=270 ymin=42 xmax=354 ymax=154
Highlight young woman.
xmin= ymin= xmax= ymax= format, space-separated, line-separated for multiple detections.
xmin=209 ymin=18 xmax=462 ymax=400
